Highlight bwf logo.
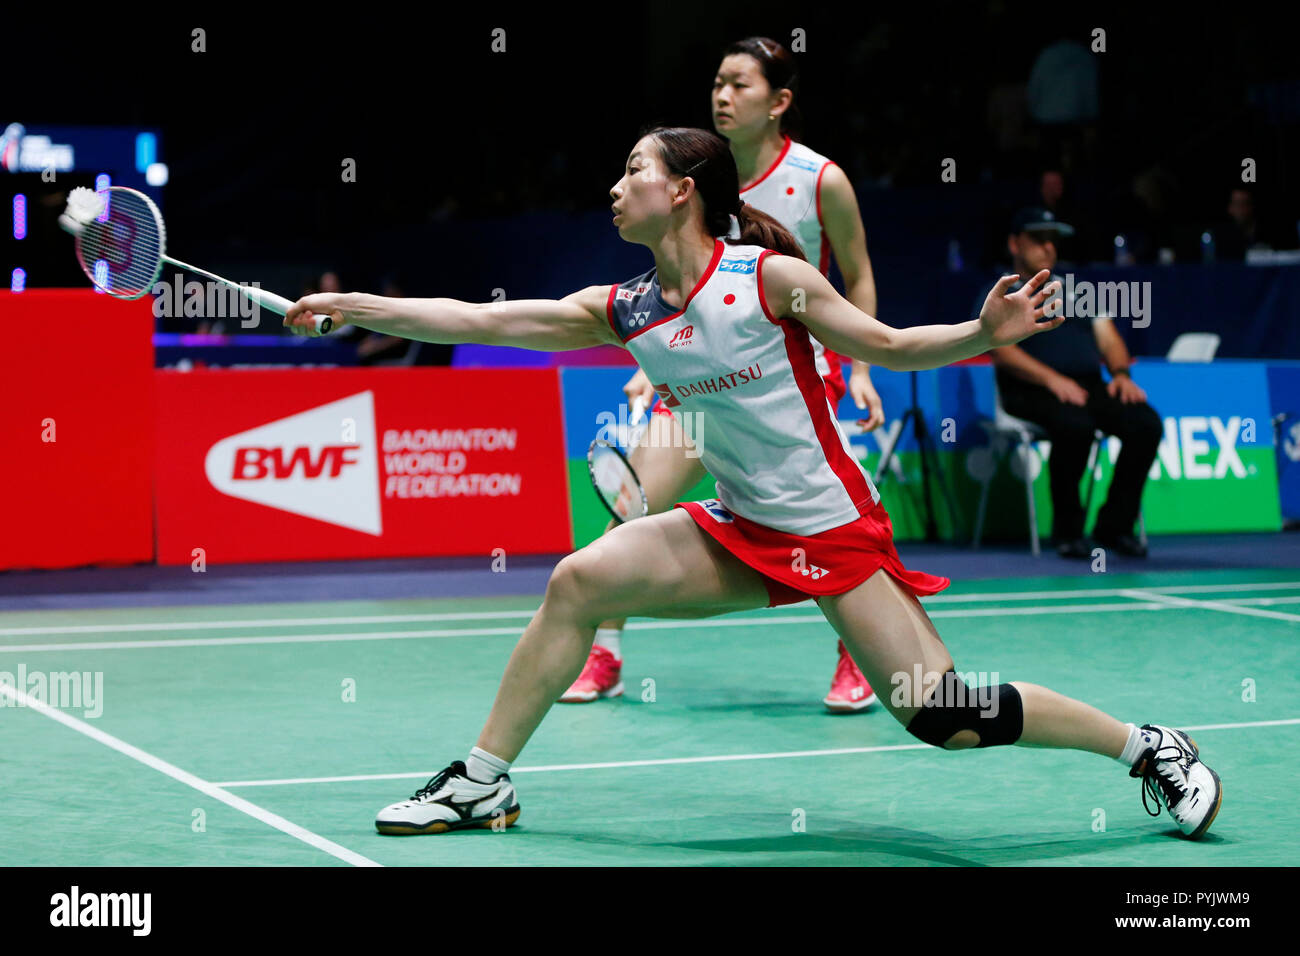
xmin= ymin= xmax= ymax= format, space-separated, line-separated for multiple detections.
xmin=668 ymin=325 xmax=695 ymax=349
xmin=49 ymin=886 xmax=151 ymax=936
xmin=231 ymin=446 xmax=361 ymax=480
xmin=204 ymin=391 xmax=382 ymax=535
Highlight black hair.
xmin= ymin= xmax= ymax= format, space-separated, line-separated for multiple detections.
xmin=642 ymin=126 xmax=806 ymax=260
xmin=722 ymin=37 xmax=803 ymax=141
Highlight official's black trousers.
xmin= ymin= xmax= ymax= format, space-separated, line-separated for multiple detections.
xmin=998 ymin=371 xmax=1163 ymax=541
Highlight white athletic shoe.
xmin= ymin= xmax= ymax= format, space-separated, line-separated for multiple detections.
xmin=375 ymin=761 xmax=520 ymax=835
xmin=1131 ymin=724 xmax=1222 ymax=839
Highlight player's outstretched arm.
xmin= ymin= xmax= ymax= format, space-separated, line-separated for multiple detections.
xmin=759 ymin=255 xmax=1062 ymax=372
xmin=284 ymin=286 xmax=619 ymax=352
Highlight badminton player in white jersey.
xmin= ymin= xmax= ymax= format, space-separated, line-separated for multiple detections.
xmin=564 ymin=37 xmax=887 ymax=712
xmin=287 ymin=127 xmax=1222 ymax=841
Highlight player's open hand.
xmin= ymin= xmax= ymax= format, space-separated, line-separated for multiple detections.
xmin=848 ymin=362 xmax=885 ymax=431
xmin=284 ymin=294 xmax=349 ymax=337
xmin=978 ymin=271 xmax=1063 ymax=349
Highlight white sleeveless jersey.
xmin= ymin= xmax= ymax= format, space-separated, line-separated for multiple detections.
xmin=606 ymin=241 xmax=880 ymax=535
xmin=741 ymin=137 xmax=841 ymax=389
xmin=741 ymin=138 xmax=834 ymax=275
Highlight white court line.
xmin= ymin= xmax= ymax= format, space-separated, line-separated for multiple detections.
xmin=211 ymin=716 xmax=1300 ymax=789
xmin=0 ymin=603 xmax=1179 ymax=654
xmin=0 ymin=610 xmax=541 ymax=637
xmin=5 ymin=580 xmax=1298 ymax=637
xmin=1121 ymin=588 xmax=1300 ymax=624
xmin=920 ymin=580 xmax=1300 ymax=604
xmin=0 ymin=679 xmax=380 ymax=867
xmin=0 ymin=626 xmax=529 ymax=653
xmin=1217 ymin=595 xmax=1300 ymax=607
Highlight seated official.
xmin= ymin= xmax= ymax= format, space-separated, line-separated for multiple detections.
xmin=985 ymin=208 xmax=1162 ymax=558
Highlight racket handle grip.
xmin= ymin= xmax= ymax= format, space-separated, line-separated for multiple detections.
xmin=630 ymin=395 xmax=649 ymax=426
xmin=246 ymin=287 xmax=335 ymax=335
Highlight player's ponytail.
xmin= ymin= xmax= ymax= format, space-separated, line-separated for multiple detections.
xmin=735 ymin=202 xmax=806 ymax=261
xmin=645 ymin=125 xmax=806 ymax=262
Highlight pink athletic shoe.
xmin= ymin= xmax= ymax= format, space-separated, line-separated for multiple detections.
xmin=558 ymin=645 xmax=624 ymax=703
xmin=823 ymin=640 xmax=878 ymax=713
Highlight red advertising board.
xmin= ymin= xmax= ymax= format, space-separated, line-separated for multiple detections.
xmin=0 ymin=291 xmax=155 ymax=571
xmin=153 ymin=367 xmax=572 ymax=564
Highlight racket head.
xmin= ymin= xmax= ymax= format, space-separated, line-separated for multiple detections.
xmin=586 ymin=438 xmax=649 ymax=524
xmin=72 ymin=186 xmax=166 ymax=300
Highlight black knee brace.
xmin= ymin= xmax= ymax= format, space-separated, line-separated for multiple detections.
xmin=905 ymin=670 xmax=1023 ymax=748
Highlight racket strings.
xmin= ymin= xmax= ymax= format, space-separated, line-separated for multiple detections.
xmin=76 ymin=189 xmax=164 ymax=299
xmin=589 ymin=442 xmax=646 ymax=521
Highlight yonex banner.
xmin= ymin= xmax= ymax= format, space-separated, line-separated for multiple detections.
xmin=1088 ymin=362 xmax=1279 ymax=533
xmin=561 ymin=360 xmax=1283 ymax=547
xmin=858 ymin=361 xmax=1280 ymax=538
xmin=1266 ymin=363 xmax=1300 ymax=523
xmin=154 ymin=367 xmax=571 ymax=564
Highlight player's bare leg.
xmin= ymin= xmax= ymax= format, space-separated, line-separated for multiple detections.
xmin=479 ymin=508 xmax=768 ymax=758
xmin=560 ymin=413 xmax=706 ymax=701
xmin=814 ymin=571 xmax=1222 ymax=837
xmin=573 ymin=408 xmax=877 ymax=712
xmin=375 ymin=509 xmax=768 ymax=835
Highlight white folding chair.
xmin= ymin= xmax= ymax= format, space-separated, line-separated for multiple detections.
xmin=1166 ymin=333 xmax=1220 ymax=362
xmin=973 ymin=384 xmax=1050 ymax=556
xmin=973 ymin=380 xmax=1146 ymax=556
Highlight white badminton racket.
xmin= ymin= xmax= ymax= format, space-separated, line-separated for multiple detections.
xmin=58 ymin=186 xmax=335 ymax=334
xmin=587 ymin=394 xmax=651 ymax=523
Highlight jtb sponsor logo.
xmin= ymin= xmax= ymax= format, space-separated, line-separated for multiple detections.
xmin=668 ymin=325 xmax=694 ymax=349
xmin=205 ymin=392 xmax=382 ymax=535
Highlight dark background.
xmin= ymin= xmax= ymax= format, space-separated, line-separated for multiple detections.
xmin=7 ymin=1 xmax=1300 ymax=330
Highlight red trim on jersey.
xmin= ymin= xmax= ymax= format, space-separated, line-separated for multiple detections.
xmin=739 ymin=136 xmax=793 ymax=194
xmin=815 ymin=163 xmax=833 ymax=274
xmin=779 ymin=319 xmax=876 ymax=516
xmin=822 ymin=351 xmax=847 ymax=405
xmin=815 ymin=161 xmax=831 ymax=227
xmin=604 ymin=284 xmax=618 ymax=336
xmin=625 ymin=240 xmax=725 ymax=342
xmin=676 ymin=498 xmax=949 ymax=604
xmin=755 ymin=249 xmax=782 ymax=325
xmin=757 ymin=242 xmax=845 ymax=402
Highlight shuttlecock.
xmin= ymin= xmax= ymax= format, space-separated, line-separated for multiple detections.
xmin=65 ymin=186 xmax=105 ymax=223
